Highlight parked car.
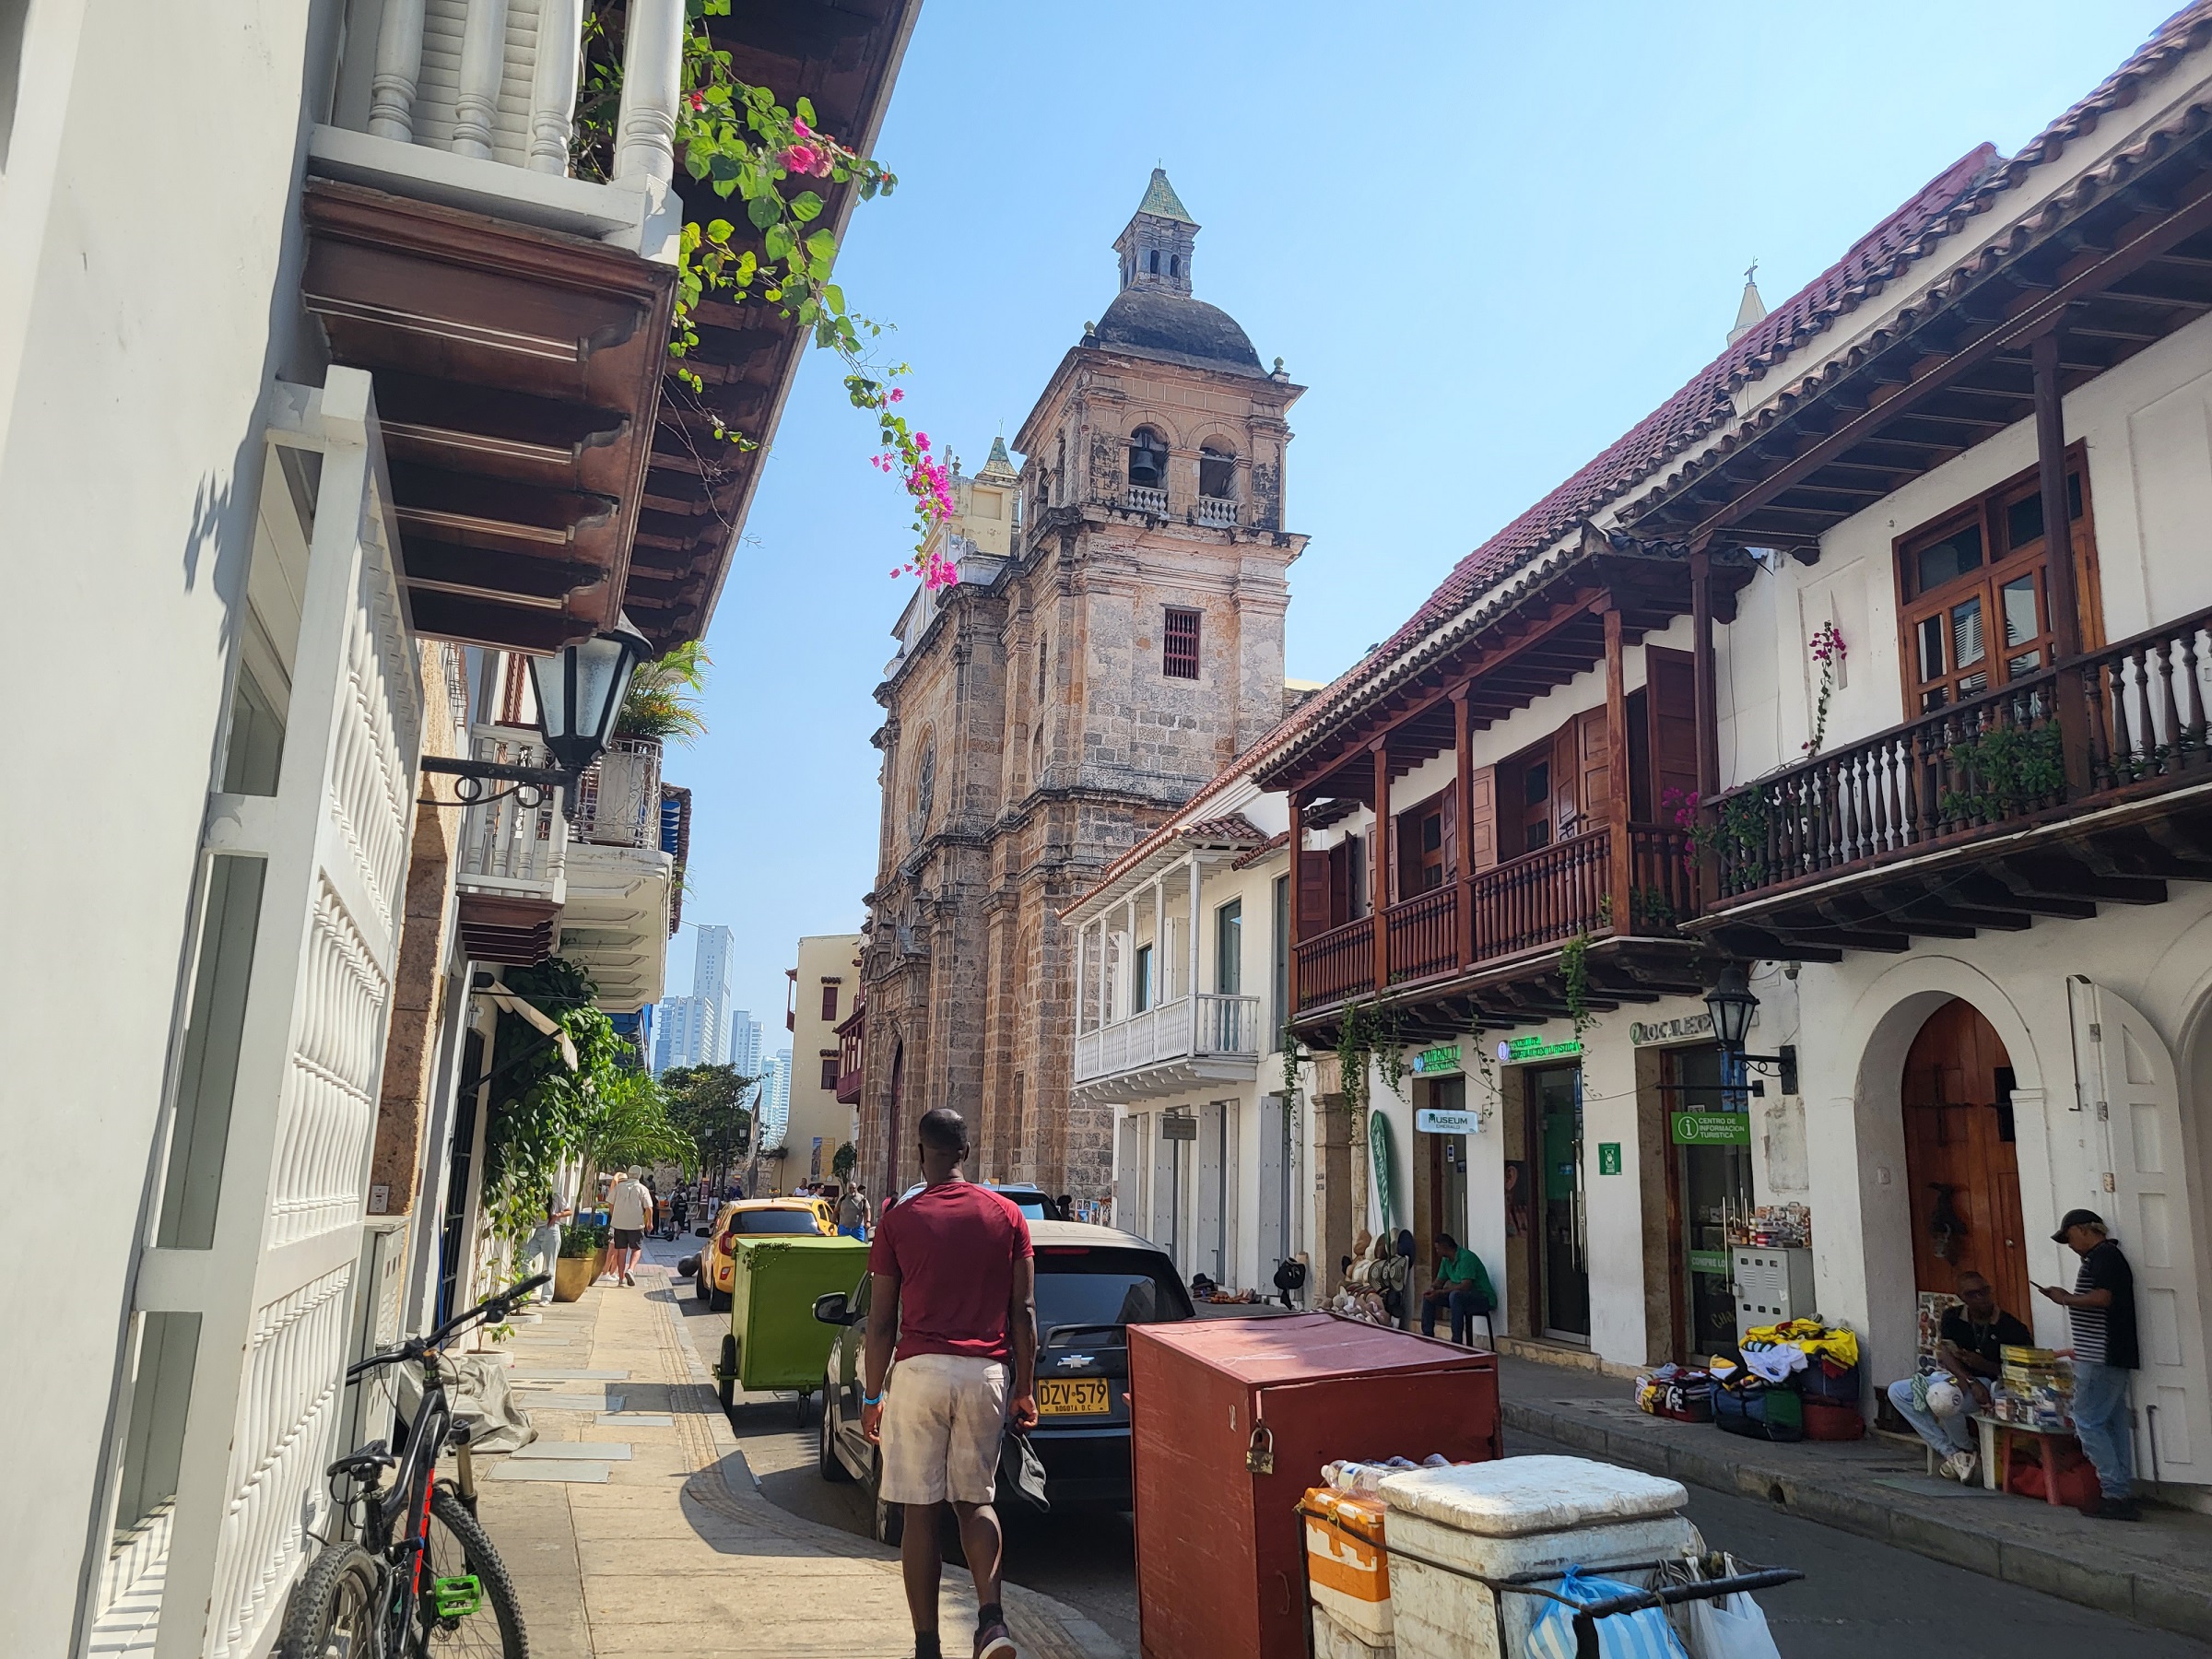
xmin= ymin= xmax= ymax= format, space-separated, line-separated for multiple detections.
xmin=812 ymin=1218 xmax=1194 ymax=1541
xmin=897 ymin=1181 xmax=1058 ymax=1219
xmin=690 ymin=1197 xmax=835 ymax=1310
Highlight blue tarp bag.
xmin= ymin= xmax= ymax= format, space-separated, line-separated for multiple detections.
xmin=1524 ymin=1564 xmax=1689 ymax=1659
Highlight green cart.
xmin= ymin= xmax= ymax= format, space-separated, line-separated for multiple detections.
xmin=717 ymin=1234 xmax=870 ymax=1417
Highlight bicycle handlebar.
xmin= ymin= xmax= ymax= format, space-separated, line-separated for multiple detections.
xmin=345 ymin=1274 xmax=551 ymax=1381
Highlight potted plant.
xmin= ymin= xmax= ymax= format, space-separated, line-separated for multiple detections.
xmin=586 ymin=644 xmax=710 ymax=845
xmin=554 ymin=1219 xmax=610 ymax=1301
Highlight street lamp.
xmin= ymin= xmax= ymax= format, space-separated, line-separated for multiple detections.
xmin=1703 ymin=961 xmax=1797 ymax=1096
xmin=420 ymin=621 xmax=653 ymax=816
xmin=527 ymin=622 xmax=652 ymax=776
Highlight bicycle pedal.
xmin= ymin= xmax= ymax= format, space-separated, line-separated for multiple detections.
xmin=430 ymin=1575 xmax=482 ymax=1618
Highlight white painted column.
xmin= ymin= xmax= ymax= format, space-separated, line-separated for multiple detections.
xmin=1187 ymin=853 xmax=1203 ymax=1050
xmin=527 ymin=0 xmax=584 ymax=175
xmin=614 ymin=0 xmax=684 ymax=185
xmin=1073 ymin=914 xmax=1088 ymax=1039
xmin=452 ymin=0 xmax=513 ymax=159
xmin=368 ymin=0 xmax=428 ymax=142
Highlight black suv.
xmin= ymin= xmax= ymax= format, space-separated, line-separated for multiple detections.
xmin=812 ymin=1218 xmax=1193 ymax=1540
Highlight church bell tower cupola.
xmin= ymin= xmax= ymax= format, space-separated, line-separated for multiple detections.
xmin=1114 ymin=168 xmax=1198 ymax=297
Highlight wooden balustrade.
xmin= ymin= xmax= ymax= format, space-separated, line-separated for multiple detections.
xmin=1709 ymin=605 xmax=2212 ymax=903
xmin=1384 ymin=885 xmax=1460 ymax=984
xmin=1294 ymin=916 xmax=1374 ymax=1010
xmin=1470 ymin=829 xmax=1613 ymax=959
xmin=1626 ymin=822 xmax=1693 ymax=934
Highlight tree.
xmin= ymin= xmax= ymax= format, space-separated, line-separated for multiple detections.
xmin=574 ymin=1068 xmax=696 ymax=1198
xmin=663 ymin=1063 xmax=754 ymax=1192
xmin=831 ymin=1141 xmax=857 ymax=1182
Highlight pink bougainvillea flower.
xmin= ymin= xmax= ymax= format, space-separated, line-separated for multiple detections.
xmin=888 ymin=387 xmax=903 ymax=403
xmin=782 ymin=144 xmax=821 ymax=173
xmin=793 ymin=116 xmax=813 ymax=140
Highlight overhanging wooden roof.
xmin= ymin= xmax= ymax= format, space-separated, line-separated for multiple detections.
xmin=628 ymin=0 xmax=923 ymax=653
xmin=302 ymin=180 xmax=676 ymax=653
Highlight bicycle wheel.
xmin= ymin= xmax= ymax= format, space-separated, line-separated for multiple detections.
xmin=276 ymin=1543 xmax=382 ymax=1659
xmin=416 ymin=1484 xmax=528 ymax=1657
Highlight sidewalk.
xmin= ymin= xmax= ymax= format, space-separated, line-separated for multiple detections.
xmin=1495 ymin=1347 xmax=2212 ymax=1643
xmin=467 ymin=1264 xmax=1124 ymax=1659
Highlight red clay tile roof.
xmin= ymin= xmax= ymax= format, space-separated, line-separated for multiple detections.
xmin=1185 ymin=814 xmax=1268 ymax=844
xmin=1245 ymin=2 xmax=2212 ymax=786
xmin=1233 ymin=830 xmax=1290 ymax=870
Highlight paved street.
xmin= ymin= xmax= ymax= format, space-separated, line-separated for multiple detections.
xmin=653 ymin=1234 xmax=2209 ymax=1658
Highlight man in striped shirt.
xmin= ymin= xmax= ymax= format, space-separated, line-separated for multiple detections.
xmin=2039 ymin=1209 xmax=2140 ymax=1521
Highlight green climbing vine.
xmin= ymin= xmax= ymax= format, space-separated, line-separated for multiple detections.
xmin=1279 ymin=1023 xmax=1307 ymax=1097
xmin=1561 ymin=933 xmax=1595 ymax=1041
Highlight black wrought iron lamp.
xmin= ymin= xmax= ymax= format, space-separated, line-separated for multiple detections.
xmin=1704 ymin=961 xmax=1798 ymax=1096
xmin=420 ymin=622 xmax=652 ymax=816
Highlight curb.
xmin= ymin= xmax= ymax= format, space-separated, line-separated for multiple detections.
xmin=1502 ymin=1397 xmax=2212 ymax=1644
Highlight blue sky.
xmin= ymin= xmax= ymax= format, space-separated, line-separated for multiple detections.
xmin=668 ymin=0 xmax=2178 ymax=1025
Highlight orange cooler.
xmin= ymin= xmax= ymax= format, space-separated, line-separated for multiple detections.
xmin=1303 ymin=1488 xmax=1393 ymax=1651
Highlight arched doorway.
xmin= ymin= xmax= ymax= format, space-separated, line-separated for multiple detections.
xmin=1901 ymin=999 xmax=2030 ymax=1318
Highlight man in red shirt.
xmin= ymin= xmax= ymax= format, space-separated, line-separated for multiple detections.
xmin=863 ymin=1108 xmax=1038 ymax=1659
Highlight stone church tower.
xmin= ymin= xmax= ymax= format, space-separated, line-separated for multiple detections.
xmin=857 ymin=171 xmax=1305 ymax=1202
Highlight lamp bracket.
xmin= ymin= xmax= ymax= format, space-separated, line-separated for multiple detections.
xmin=419 ymin=754 xmax=579 ymax=817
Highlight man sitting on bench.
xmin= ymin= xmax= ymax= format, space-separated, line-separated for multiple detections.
xmin=1886 ymin=1271 xmax=2032 ymax=1482
xmin=1418 ymin=1232 xmax=1495 ymax=1347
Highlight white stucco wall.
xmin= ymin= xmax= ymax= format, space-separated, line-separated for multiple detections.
xmin=0 ymin=5 xmax=344 ymax=1649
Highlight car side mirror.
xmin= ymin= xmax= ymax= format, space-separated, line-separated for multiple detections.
xmin=693 ymin=1227 xmax=712 ymax=1238
xmin=813 ymin=1291 xmax=853 ymax=1326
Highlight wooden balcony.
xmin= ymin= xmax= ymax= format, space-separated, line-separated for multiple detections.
xmin=1293 ymin=821 xmax=1704 ymax=1033
xmin=1693 ymin=606 xmax=2212 ymax=958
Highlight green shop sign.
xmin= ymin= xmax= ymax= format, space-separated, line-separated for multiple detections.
xmin=1688 ymin=1249 xmax=1731 ymax=1277
xmin=1671 ymin=1112 xmax=1752 ymax=1147
xmin=1411 ymin=1044 xmax=1461 ymax=1076
xmin=1497 ymin=1035 xmax=1583 ymax=1064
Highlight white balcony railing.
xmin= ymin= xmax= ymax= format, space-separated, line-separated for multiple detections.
xmin=454 ymin=724 xmax=566 ymax=895
xmin=315 ymin=0 xmax=687 ymax=251
xmin=1124 ymin=485 xmax=1169 ymax=514
xmin=1194 ymin=495 xmax=1239 ymax=528
xmin=574 ymin=735 xmax=664 ymax=849
xmin=1073 ymin=994 xmax=1261 ymax=1085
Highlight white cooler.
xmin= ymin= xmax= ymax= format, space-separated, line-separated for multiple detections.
xmin=1375 ymin=1456 xmax=1701 ymax=1659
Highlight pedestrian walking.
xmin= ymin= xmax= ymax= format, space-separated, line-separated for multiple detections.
xmin=838 ymin=1180 xmax=870 ymax=1240
xmin=525 ymin=1187 xmax=571 ymax=1303
xmin=862 ymin=1109 xmax=1038 ymax=1659
xmin=2040 ymin=1208 xmax=2141 ymax=1519
xmin=604 ymin=1166 xmax=653 ymax=1287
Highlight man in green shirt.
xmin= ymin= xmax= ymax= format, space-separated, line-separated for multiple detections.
xmin=1419 ymin=1232 xmax=1495 ymax=1347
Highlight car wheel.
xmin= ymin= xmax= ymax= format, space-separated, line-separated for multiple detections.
xmin=870 ymin=1455 xmax=903 ymax=1546
xmin=709 ymin=1285 xmax=730 ymax=1312
xmin=717 ymin=1335 xmax=737 ymax=1410
xmin=818 ymin=1386 xmax=853 ymax=1483
xmin=692 ymin=1267 xmax=710 ymax=1304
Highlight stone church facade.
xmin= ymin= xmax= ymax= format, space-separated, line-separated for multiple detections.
xmin=857 ymin=172 xmax=1306 ymax=1202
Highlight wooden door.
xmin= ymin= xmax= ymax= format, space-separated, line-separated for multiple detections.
xmin=1467 ymin=766 xmax=1498 ymax=872
xmin=1574 ymin=707 xmax=1611 ymax=829
xmin=1645 ymin=647 xmax=1700 ymax=815
xmin=1900 ymin=999 xmax=2031 ymax=1319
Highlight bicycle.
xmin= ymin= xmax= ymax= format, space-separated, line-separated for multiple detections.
xmin=276 ymin=1272 xmax=550 ymax=1658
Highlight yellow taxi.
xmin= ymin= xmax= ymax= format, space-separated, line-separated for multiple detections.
xmin=688 ymin=1197 xmax=835 ymax=1309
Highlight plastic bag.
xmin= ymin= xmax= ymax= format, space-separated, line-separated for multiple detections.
xmin=1677 ymin=1588 xmax=1781 ymax=1659
xmin=1525 ymin=1565 xmax=1689 ymax=1659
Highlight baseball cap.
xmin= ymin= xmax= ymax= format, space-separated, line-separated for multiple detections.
xmin=2051 ymin=1207 xmax=2105 ymax=1242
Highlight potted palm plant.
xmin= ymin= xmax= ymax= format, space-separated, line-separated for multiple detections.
xmin=584 ymin=643 xmax=709 ymax=845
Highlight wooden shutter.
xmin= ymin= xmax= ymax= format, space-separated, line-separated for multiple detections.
xmin=1645 ymin=646 xmax=1699 ymax=811
xmin=1468 ymin=766 xmax=1498 ymax=871
xmin=1575 ymin=708 xmax=1611 ymax=826
xmin=1298 ymin=850 xmax=1333 ymax=934
xmin=1552 ymin=725 xmax=1581 ymax=838
xmin=1441 ymin=785 xmax=1458 ymax=882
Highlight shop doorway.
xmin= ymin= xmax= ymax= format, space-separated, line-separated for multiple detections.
xmin=1525 ymin=1064 xmax=1589 ymax=1341
xmin=1414 ymin=1077 xmax=1471 ymax=1298
xmin=1663 ymin=1044 xmax=1754 ymax=1364
xmin=1900 ymin=999 xmax=2030 ymax=1318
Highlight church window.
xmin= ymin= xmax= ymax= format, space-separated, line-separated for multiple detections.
xmin=1198 ymin=444 xmax=1235 ymax=500
xmin=1169 ymin=255 xmax=1180 ymax=277
xmin=1128 ymin=428 xmax=1167 ymax=490
xmin=1147 ymin=249 xmax=1160 ymax=275
xmin=1163 ymin=607 xmax=1201 ymax=679
xmin=912 ymin=736 xmax=936 ymax=833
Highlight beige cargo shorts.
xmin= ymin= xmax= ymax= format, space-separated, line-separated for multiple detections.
xmin=879 ymin=1353 xmax=1009 ymax=1506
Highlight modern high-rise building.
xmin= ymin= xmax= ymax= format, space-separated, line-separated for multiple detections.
xmin=653 ymin=926 xmax=739 ymax=1073
xmin=759 ymin=1047 xmax=793 ymax=1147
xmin=729 ymin=1011 xmax=764 ymax=1078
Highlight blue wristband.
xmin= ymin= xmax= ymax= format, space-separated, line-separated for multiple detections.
xmin=862 ymin=1392 xmax=884 ymax=1407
